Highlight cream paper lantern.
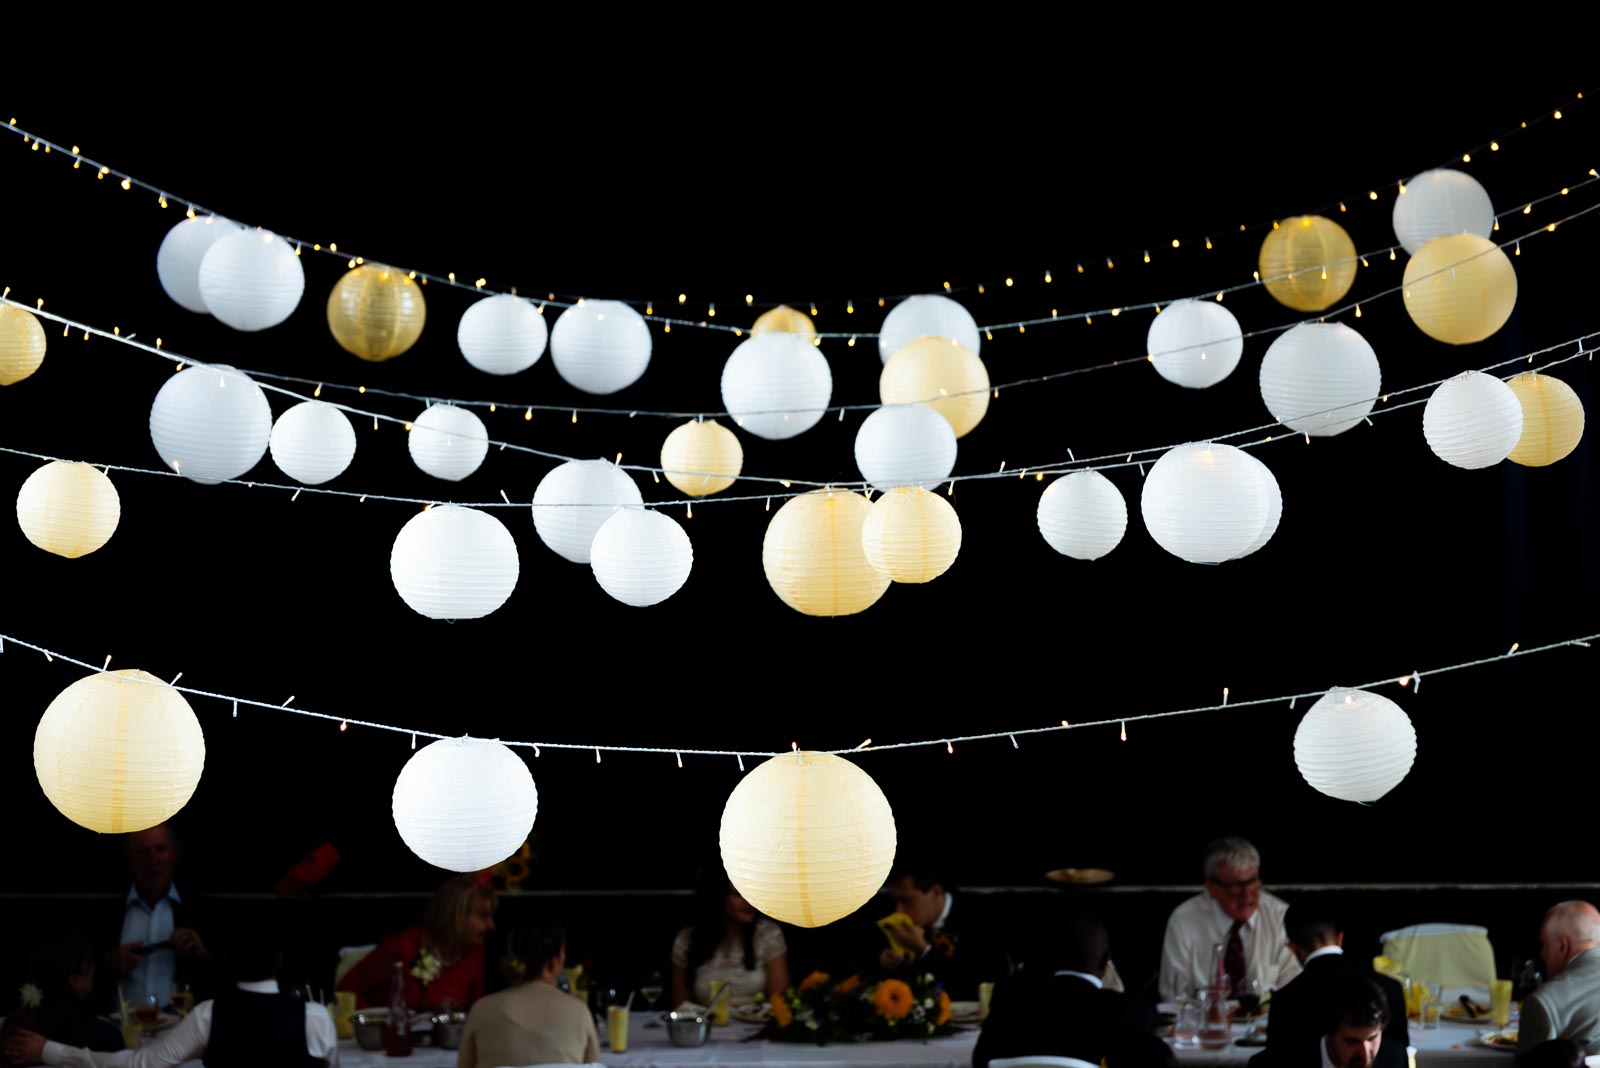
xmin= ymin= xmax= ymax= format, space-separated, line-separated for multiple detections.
xmin=408 ymin=404 xmax=489 ymax=482
xmin=879 ymin=337 xmax=990 ymax=438
xmin=720 ymin=752 xmax=896 ymax=928
xmin=1294 ymin=688 xmax=1417 ymax=803
xmin=532 ymin=459 xmax=643 ymax=563
xmin=877 ymin=294 xmax=981 ymax=365
xmin=1259 ymin=323 xmax=1381 ymax=437
xmin=270 ymin=400 xmax=357 ymax=485
xmin=1507 ymin=372 xmax=1585 ymax=467
xmin=550 ymin=299 xmax=651 ymax=394
xmin=1422 ymin=371 xmax=1523 ymax=469
xmin=860 ymin=487 xmax=961 ymax=583
xmin=854 ymin=403 xmax=957 ymax=492
xmin=1403 ymin=233 xmax=1517 ymax=345
xmin=763 ymin=490 xmax=890 ymax=616
xmin=1259 ymin=215 xmax=1357 ymax=312
xmin=1146 ymin=300 xmax=1244 ymax=389
xmin=720 ymin=333 xmax=833 ymax=440
xmin=149 ymin=364 xmax=272 ymax=484
xmin=1140 ymin=443 xmax=1278 ymax=563
xmin=751 ymin=304 xmax=817 ymax=340
xmin=390 ymin=505 xmax=520 ymax=619
xmin=1393 ymin=169 xmax=1495 ymax=255
xmin=0 ymin=304 xmax=47 ymax=386
xmin=393 ymin=738 xmax=537 ymax=871
xmin=590 ymin=507 xmax=694 ymax=606
xmin=327 ymin=264 xmax=426 ymax=361
xmin=156 ymin=215 xmax=244 ymax=313
xmin=34 ymin=670 xmax=206 ymax=834
xmin=458 ymin=293 xmax=549 ymax=375
xmin=197 ymin=228 xmax=305 ymax=331
xmin=1037 ymin=471 xmax=1127 ymax=561
xmin=16 ymin=461 xmax=121 ymax=558
xmin=660 ymin=419 xmax=742 ymax=497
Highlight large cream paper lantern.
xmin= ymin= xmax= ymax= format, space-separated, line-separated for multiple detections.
xmin=854 ymin=403 xmax=957 ymax=492
xmin=860 ymin=487 xmax=961 ymax=583
xmin=197 ymin=229 xmax=305 ymax=331
xmin=0 ymin=305 xmax=47 ymax=386
xmin=1037 ymin=471 xmax=1127 ymax=561
xmin=762 ymin=490 xmax=890 ymax=616
xmin=550 ymin=299 xmax=651 ymax=394
xmin=1259 ymin=323 xmax=1381 ymax=437
xmin=1393 ymin=169 xmax=1494 ymax=255
xmin=327 ymin=264 xmax=426 ymax=361
xmin=34 ymin=670 xmax=206 ymax=834
xmin=149 ymin=365 xmax=272 ymax=484
xmin=1294 ymin=688 xmax=1416 ymax=802
xmin=720 ymin=333 xmax=833 ymax=440
xmin=1259 ymin=215 xmax=1357 ymax=312
xmin=156 ymin=215 xmax=243 ymax=313
xmin=390 ymin=505 xmax=520 ymax=619
xmin=660 ymin=420 xmax=743 ymax=497
xmin=458 ymin=293 xmax=548 ymax=375
xmin=1507 ymin=372 xmax=1585 ymax=467
xmin=879 ymin=338 xmax=990 ymax=438
xmin=1146 ymin=300 xmax=1244 ymax=389
xmin=393 ymin=738 xmax=537 ymax=871
xmin=1422 ymin=371 xmax=1523 ymax=469
xmin=270 ymin=400 xmax=357 ymax=485
xmin=590 ymin=507 xmax=694 ymax=606
xmin=1402 ymin=233 xmax=1517 ymax=345
xmin=878 ymin=294 xmax=981 ymax=365
xmin=16 ymin=461 xmax=121 ymax=558
xmin=1140 ymin=443 xmax=1278 ymax=563
xmin=720 ymin=752 xmax=896 ymax=928
xmin=409 ymin=404 xmax=489 ymax=482
xmin=532 ymin=459 xmax=643 ymax=563
xmin=751 ymin=304 xmax=817 ymax=340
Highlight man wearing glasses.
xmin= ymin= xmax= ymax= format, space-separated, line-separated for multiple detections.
xmin=1159 ymin=837 xmax=1301 ymax=1001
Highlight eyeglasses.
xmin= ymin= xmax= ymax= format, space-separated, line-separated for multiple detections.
xmin=1208 ymin=875 xmax=1262 ymax=893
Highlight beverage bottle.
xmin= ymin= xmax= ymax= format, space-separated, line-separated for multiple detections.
xmin=384 ymin=961 xmax=412 ymax=1057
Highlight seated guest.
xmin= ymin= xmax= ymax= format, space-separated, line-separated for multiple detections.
xmin=1106 ymin=1031 xmax=1181 ymax=1068
xmin=0 ymin=932 xmax=122 ymax=1052
xmin=1518 ymin=1039 xmax=1587 ymax=1068
xmin=339 ymin=873 xmax=496 ymax=1012
xmin=1250 ymin=974 xmax=1405 ymax=1068
xmin=1159 ymin=837 xmax=1300 ymax=1000
xmin=670 ymin=869 xmax=789 ymax=1006
xmin=1266 ymin=907 xmax=1407 ymax=1057
xmin=456 ymin=923 xmax=599 ymax=1068
xmin=874 ymin=861 xmax=1009 ymax=1000
xmin=102 ymin=824 xmax=211 ymax=1012
xmin=1521 ymin=901 xmax=1600 ymax=1049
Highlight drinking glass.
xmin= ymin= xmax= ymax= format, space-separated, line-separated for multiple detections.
xmin=1173 ymin=999 xmax=1203 ymax=1048
xmin=638 ymin=970 xmax=665 ymax=1010
xmin=169 ymin=982 xmax=194 ymax=1018
xmin=1490 ymin=979 xmax=1513 ymax=1028
xmin=134 ymin=994 xmax=160 ymax=1026
xmin=709 ymin=980 xmax=731 ymax=1026
xmin=607 ymin=1005 xmax=630 ymax=1053
xmin=1513 ymin=958 xmax=1544 ymax=1001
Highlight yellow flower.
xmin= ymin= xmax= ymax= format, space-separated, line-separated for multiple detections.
xmin=871 ymin=979 xmax=914 ymax=1020
xmin=833 ymin=975 xmax=862 ymax=996
xmin=771 ymin=994 xmax=793 ymax=1028
xmin=935 ymin=989 xmax=952 ymax=1027
xmin=799 ymin=971 xmax=831 ymax=991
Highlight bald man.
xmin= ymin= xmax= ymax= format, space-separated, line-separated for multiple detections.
xmin=1521 ymin=902 xmax=1600 ymax=1049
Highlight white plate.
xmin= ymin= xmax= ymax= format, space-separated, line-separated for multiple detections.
xmin=1476 ymin=1029 xmax=1518 ymax=1051
xmin=948 ymin=1000 xmax=983 ymax=1023
xmin=732 ymin=1004 xmax=771 ymax=1024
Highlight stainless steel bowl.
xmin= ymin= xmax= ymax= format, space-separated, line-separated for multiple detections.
xmin=430 ymin=1011 xmax=468 ymax=1049
xmin=664 ymin=1011 xmax=711 ymax=1047
xmin=351 ymin=1009 xmax=389 ymax=1051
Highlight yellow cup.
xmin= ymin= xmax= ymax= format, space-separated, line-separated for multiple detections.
xmin=332 ymin=991 xmax=357 ymax=1039
xmin=709 ymin=980 xmax=731 ymax=1026
xmin=121 ymin=1021 xmax=144 ymax=1050
xmin=979 ymin=982 xmax=995 ymax=1019
xmin=1491 ymin=979 xmax=1513 ymax=1028
xmin=607 ymin=1006 xmax=629 ymax=1052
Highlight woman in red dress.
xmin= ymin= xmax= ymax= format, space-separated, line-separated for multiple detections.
xmin=339 ymin=874 xmax=497 ymax=1012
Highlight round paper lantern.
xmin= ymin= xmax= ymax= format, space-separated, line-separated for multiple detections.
xmin=660 ymin=420 xmax=742 ymax=497
xmin=149 ymin=364 xmax=272 ymax=484
xmin=590 ymin=507 xmax=693 ymax=606
xmin=1507 ymin=372 xmax=1585 ymax=467
xmin=854 ymin=403 xmax=957 ymax=492
xmin=16 ymin=461 xmax=120 ymax=558
xmin=1393 ymin=169 xmax=1494 ymax=255
xmin=720 ymin=752 xmax=896 ymax=928
xmin=1236 ymin=450 xmax=1282 ymax=559
xmin=1037 ymin=471 xmax=1127 ymax=561
xmin=1293 ymin=688 xmax=1416 ymax=802
xmin=762 ymin=490 xmax=890 ymax=616
xmin=0 ymin=304 xmax=47 ymax=386
xmin=458 ymin=293 xmax=548 ymax=375
xmin=751 ymin=305 xmax=817 ymax=340
xmin=1259 ymin=323 xmax=1381 ymax=437
xmin=860 ymin=487 xmax=961 ymax=583
xmin=1146 ymin=300 xmax=1244 ymax=389
xmin=1402 ymin=233 xmax=1517 ymax=345
xmin=877 ymin=295 xmax=981 ymax=365
xmin=156 ymin=215 xmax=243 ymax=313
xmin=550 ymin=299 xmax=651 ymax=394
xmin=720 ymin=333 xmax=833 ymax=440
xmin=1422 ymin=371 xmax=1523 ymax=469
xmin=409 ymin=404 xmax=489 ymax=482
xmin=390 ymin=505 xmax=519 ymax=619
xmin=393 ymin=737 xmax=537 ymax=871
xmin=197 ymin=228 xmax=305 ymax=331
xmin=34 ymin=669 xmax=206 ymax=834
xmin=1140 ymin=443 xmax=1278 ymax=563
xmin=879 ymin=338 xmax=990 ymax=438
xmin=270 ymin=400 xmax=357 ymax=485
xmin=1259 ymin=215 xmax=1357 ymax=312
xmin=327 ymin=264 xmax=426 ymax=361
xmin=532 ymin=459 xmax=643 ymax=564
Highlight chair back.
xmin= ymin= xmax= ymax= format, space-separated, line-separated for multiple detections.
xmin=1379 ymin=924 xmax=1495 ymax=989
xmin=989 ymin=1058 xmax=1100 ymax=1068
xmin=333 ymin=943 xmax=377 ymax=988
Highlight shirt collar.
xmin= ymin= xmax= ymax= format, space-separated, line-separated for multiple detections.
xmin=1320 ymin=1036 xmax=1339 ymax=1068
xmin=1306 ymin=946 xmax=1345 ymax=964
xmin=237 ymin=980 xmax=280 ymax=995
xmin=1206 ymin=893 xmax=1256 ymax=930
xmin=933 ymin=892 xmax=954 ymax=931
xmin=1055 ymin=970 xmax=1104 ymax=989
xmin=126 ymin=883 xmax=181 ymax=908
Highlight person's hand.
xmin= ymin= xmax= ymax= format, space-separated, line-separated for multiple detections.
xmin=105 ymin=941 xmax=146 ymax=975
xmin=888 ymin=922 xmax=928 ymax=957
xmin=878 ymin=948 xmax=906 ymax=972
xmin=171 ymin=928 xmax=206 ymax=957
xmin=4 ymin=1028 xmax=47 ymax=1066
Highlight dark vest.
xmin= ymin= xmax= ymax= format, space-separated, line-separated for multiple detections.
xmin=203 ymin=989 xmax=325 ymax=1068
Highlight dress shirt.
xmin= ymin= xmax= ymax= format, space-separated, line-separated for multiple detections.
xmin=1159 ymin=890 xmax=1302 ymax=1000
xmin=1054 ymin=970 xmax=1105 ymax=989
xmin=1320 ymin=1035 xmax=1339 ymax=1068
xmin=917 ymin=893 xmax=956 ymax=960
xmin=1305 ymin=946 xmax=1344 ymax=964
xmin=119 ymin=885 xmax=179 ymax=1009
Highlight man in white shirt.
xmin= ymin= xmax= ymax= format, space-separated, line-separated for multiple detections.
xmin=1159 ymin=836 xmax=1301 ymax=1000
xmin=103 ymin=825 xmax=209 ymax=1012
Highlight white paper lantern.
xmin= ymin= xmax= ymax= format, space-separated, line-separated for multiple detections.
xmin=1422 ymin=371 xmax=1524 ymax=469
xmin=550 ymin=299 xmax=651 ymax=394
xmin=408 ymin=404 xmax=489 ymax=482
xmin=393 ymin=737 xmax=537 ymax=871
xmin=589 ymin=507 xmax=693 ymax=606
xmin=458 ymin=293 xmax=549 ymax=376
xmin=719 ymin=333 xmax=833 ymax=440
xmin=1294 ymin=688 xmax=1417 ymax=802
xmin=1259 ymin=323 xmax=1381 ymax=437
xmin=1236 ymin=450 xmax=1282 ymax=559
xmin=1146 ymin=300 xmax=1244 ymax=389
xmin=156 ymin=216 xmax=243 ymax=313
xmin=1140 ymin=443 xmax=1277 ymax=563
xmin=390 ymin=505 xmax=520 ymax=619
xmin=532 ymin=459 xmax=643 ymax=564
xmin=1036 ymin=471 xmax=1127 ymax=561
xmin=853 ymin=404 xmax=958 ymax=491
xmin=269 ymin=400 xmax=356 ymax=485
xmin=149 ymin=364 xmax=272 ymax=484
xmin=1392 ymin=169 xmax=1494 ymax=255
xmin=16 ymin=461 xmax=121 ymax=559
xmin=877 ymin=295 xmax=981 ymax=364
xmin=197 ymin=229 xmax=305 ymax=331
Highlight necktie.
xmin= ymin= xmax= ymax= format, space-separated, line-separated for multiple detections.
xmin=1224 ymin=920 xmax=1246 ymax=995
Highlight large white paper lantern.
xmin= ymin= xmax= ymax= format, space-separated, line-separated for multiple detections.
xmin=156 ymin=216 xmax=243 ymax=313
xmin=532 ymin=459 xmax=643 ymax=564
xmin=590 ymin=507 xmax=693 ymax=606
xmin=393 ymin=738 xmax=537 ymax=871
xmin=34 ymin=670 xmax=206 ymax=834
xmin=197 ymin=229 xmax=305 ymax=331
xmin=149 ymin=364 xmax=272 ymax=484
xmin=720 ymin=333 xmax=833 ymax=440
xmin=1236 ymin=450 xmax=1282 ymax=559
xmin=660 ymin=420 xmax=743 ymax=497
xmin=1140 ymin=443 xmax=1277 ymax=563
xmin=1259 ymin=323 xmax=1381 ymax=437
xmin=762 ymin=490 xmax=890 ymax=616
xmin=878 ymin=295 xmax=981 ymax=365
xmin=270 ymin=400 xmax=357 ymax=484
xmin=1294 ymin=688 xmax=1417 ymax=802
xmin=1393 ymin=169 xmax=1494 ymax=255
xmin=1422 ymin=371 xmax=1523 ymax=469
xmin=860 ymin=487 xmax=961 ymax=583
xmin=720 ymin=752 xmax=896 ymax=928
xmin=550 ymin=299 xmax=651 ymax=394
xmin=1037 ymin=471 xmax=1127 ymax=561
xmin=408 ymin=404 xmax=489 ymax=482
xmin=1146 ymin=300 xmax=1244 ymax=389
xmin=854 ymin=404 xmax=957 ymax=492
xmin=390 ymin=505 xmax=520 ymax=619
xmin=16 ymin=461 xmax=120 ymax=558
xmin=458 ymin=293 xmax=549 ymax=375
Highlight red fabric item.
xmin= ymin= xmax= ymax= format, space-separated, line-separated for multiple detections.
xmin=273 ymin=842 xmax=341 ymax=896
xmin=336 ymin=927 xmax=485 ymax=1012
xmin=1224 ymin=920 xmax=1246 ymax=996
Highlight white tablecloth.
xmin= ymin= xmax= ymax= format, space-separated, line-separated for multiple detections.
xmin=1170 ymin=1018 xmax=1514 ymax=1067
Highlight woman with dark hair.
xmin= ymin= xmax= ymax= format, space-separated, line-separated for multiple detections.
xmin=0 ymin=932 xmax=122 ymax=1052
xmin=338 ymin=874 xmax=497 ymax=1012
xmin=456 ymin=923 xmax=598 ymax=1068
xmin=668 ymin=871 xmax=789 ymax=1007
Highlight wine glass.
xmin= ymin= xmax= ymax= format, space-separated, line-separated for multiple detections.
xmin=639 ymin=970 xmax=665 ymax=1010
xmin=169 ymin=982 xmax=194 ymax=1018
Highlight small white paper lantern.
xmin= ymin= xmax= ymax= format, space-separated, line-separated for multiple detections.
xmin=156 ymin=216 xmax=243 ymax=313
xmin=1294 ymin=688 xmax=1417 ymax=802
xmin=877 ymin=294 xmax=981 ymax=365
xmin=390 ymin=505 xmax=520 ymax=619
xmin=393 ymin=737 xmax=537 ymax=871
xmin=458 ymin=293 xmax=549 ymax=376
xmin=590 ymin=507 xmax=693 ymax=606
xmin=197 ymin=229 xmax=305 ymax=331
xmin=1146 ymin=299 xmax=1244 ymax=389
xmin=1422 ymin=371 xmax=1524 ymax=469
xmin=1392 ymin=169 xmax=1494 ymax=255
xmin=409 ymin=404 xmax=489 ymax=482
xmin=854 ymin=404 xmax=958 ymax=491
xmin=16 ymin=461 xmax=121 ymax=558
xmin=1259 ymin=323 xmax=1381 ymax=437
xmin=1140 ymin=443 xmax=1276 ymax=563
xmin=719 ymin=333 xmax=833 ymax=440
xmin=532 ymin=459 xmax=643 ymax=564
xmin=149 ymin=364 xmax=272 ymax=485
xmin=1036 ymin=471 xmax=1127 ymax=561
xmin=550 ymin=299 xmax=651 ymax=394
xmin=270 ymin=400 xmax=357 ymax=485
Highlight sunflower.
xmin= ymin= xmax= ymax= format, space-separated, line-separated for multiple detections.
xmin=871 ymin=978 xmax=915 ymax=1020
xmin=771 ymin=994 xmax=793 ymax=1028
xmin=935 ymin=989 xmax=952 ymax=1027
xmin=833 ymin=974 xmax=862 ymax=996
xmin=799 ymin=971 xmax=831 ymax=991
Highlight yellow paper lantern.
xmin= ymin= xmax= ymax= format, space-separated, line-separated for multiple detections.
xmin=720 ymin=751 xmax=897 ymax=928
xmin=34 ymin=670 xmax=206 ymax=834
xmin=327 ymin=264 xmax=427 ymax=361
xmin=0 ymin=304 xmax=47 ymax=385
xmin=1259 ymin=215 xmax=1358 ymax=312
xmin=16 ymin=461 xmax=121 ymax=558
xmin=751 ymin=304 xmax=817 ymax=340
xmin=762 ymin=490 xmax=890 ymax=617
xmin=1402 ymin=233 xmax=1517 ymax=345
xmin=660 ymin=419 xmax=743 ymax=497
xmin=860 ymin=487 xmax=962 ymax=583
xmin=1507 ymin=372 xmax=1584 ymax=467
xmin=879 ymin=337 xmax=991 ymax=438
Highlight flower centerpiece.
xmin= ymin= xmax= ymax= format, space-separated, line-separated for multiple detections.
xmin=764 ymin=971 xmax=953 ymax=1045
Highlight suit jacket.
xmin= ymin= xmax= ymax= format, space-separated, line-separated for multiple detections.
xmin=972 ymin=973 xmax=1159 ymax=1068
xmin=1249 ymin=1035 xmax=1408 ymax=1068
xmin=100 ymin=889 xmax=216 ymax=1011
xmin=1266 ymin=951 xmax=1408 ymax=1057
xmin=1521 ymin=947 xmax=1600 ymax=1048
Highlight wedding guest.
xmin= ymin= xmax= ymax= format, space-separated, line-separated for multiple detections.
xmin=0 ymin=932 xmax=122 ymax=1052
xmin=874 ymin=860 xmax=1009 ymax=1000
xmin=1266 ymin=907 xmax=1407 ymax=1057
xmin=1250 ymin=974 xmax=1404 ymax=1068
xmin=1521 ymin=901 xmax=1600 ymax=1049
xmin=102 ymin=824 xmax=211 ymax=1012
xmin=456 ymin=923 xmax=599 ymax=1068
xmin=669 ymin=870 xmax=789 ymax=1007
xmin=1518 ymin=1038 xmax=1586 ymax=1068
xmin=1159 ymin=837 xmax=1300 ymax=1000
xmin=339 ymin=873 xmax=496 ymax=1012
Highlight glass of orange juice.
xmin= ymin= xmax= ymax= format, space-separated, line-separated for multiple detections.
xmin=1491 ymin=980 xmax=1513 ymax=1028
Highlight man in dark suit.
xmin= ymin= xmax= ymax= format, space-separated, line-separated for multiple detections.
xmin=873 ymin=861 xmax=1010 ymax=1000
xmin=1252 ymin=973 xmax=1408 ymax=1068
xmin=1265 ymin=907 xmax=1407 ymax=1058
xmin=100 ymin=823 xmax=213 ymax=1012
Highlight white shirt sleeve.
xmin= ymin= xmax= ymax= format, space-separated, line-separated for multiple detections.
xmin=1159 ymin=906 xmax=1194 ymax=1001
xmin=43 ymin=1002 xmax=211 ymax=1068
xmin=304 ymin=1002 xmax=340 ymax=1068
